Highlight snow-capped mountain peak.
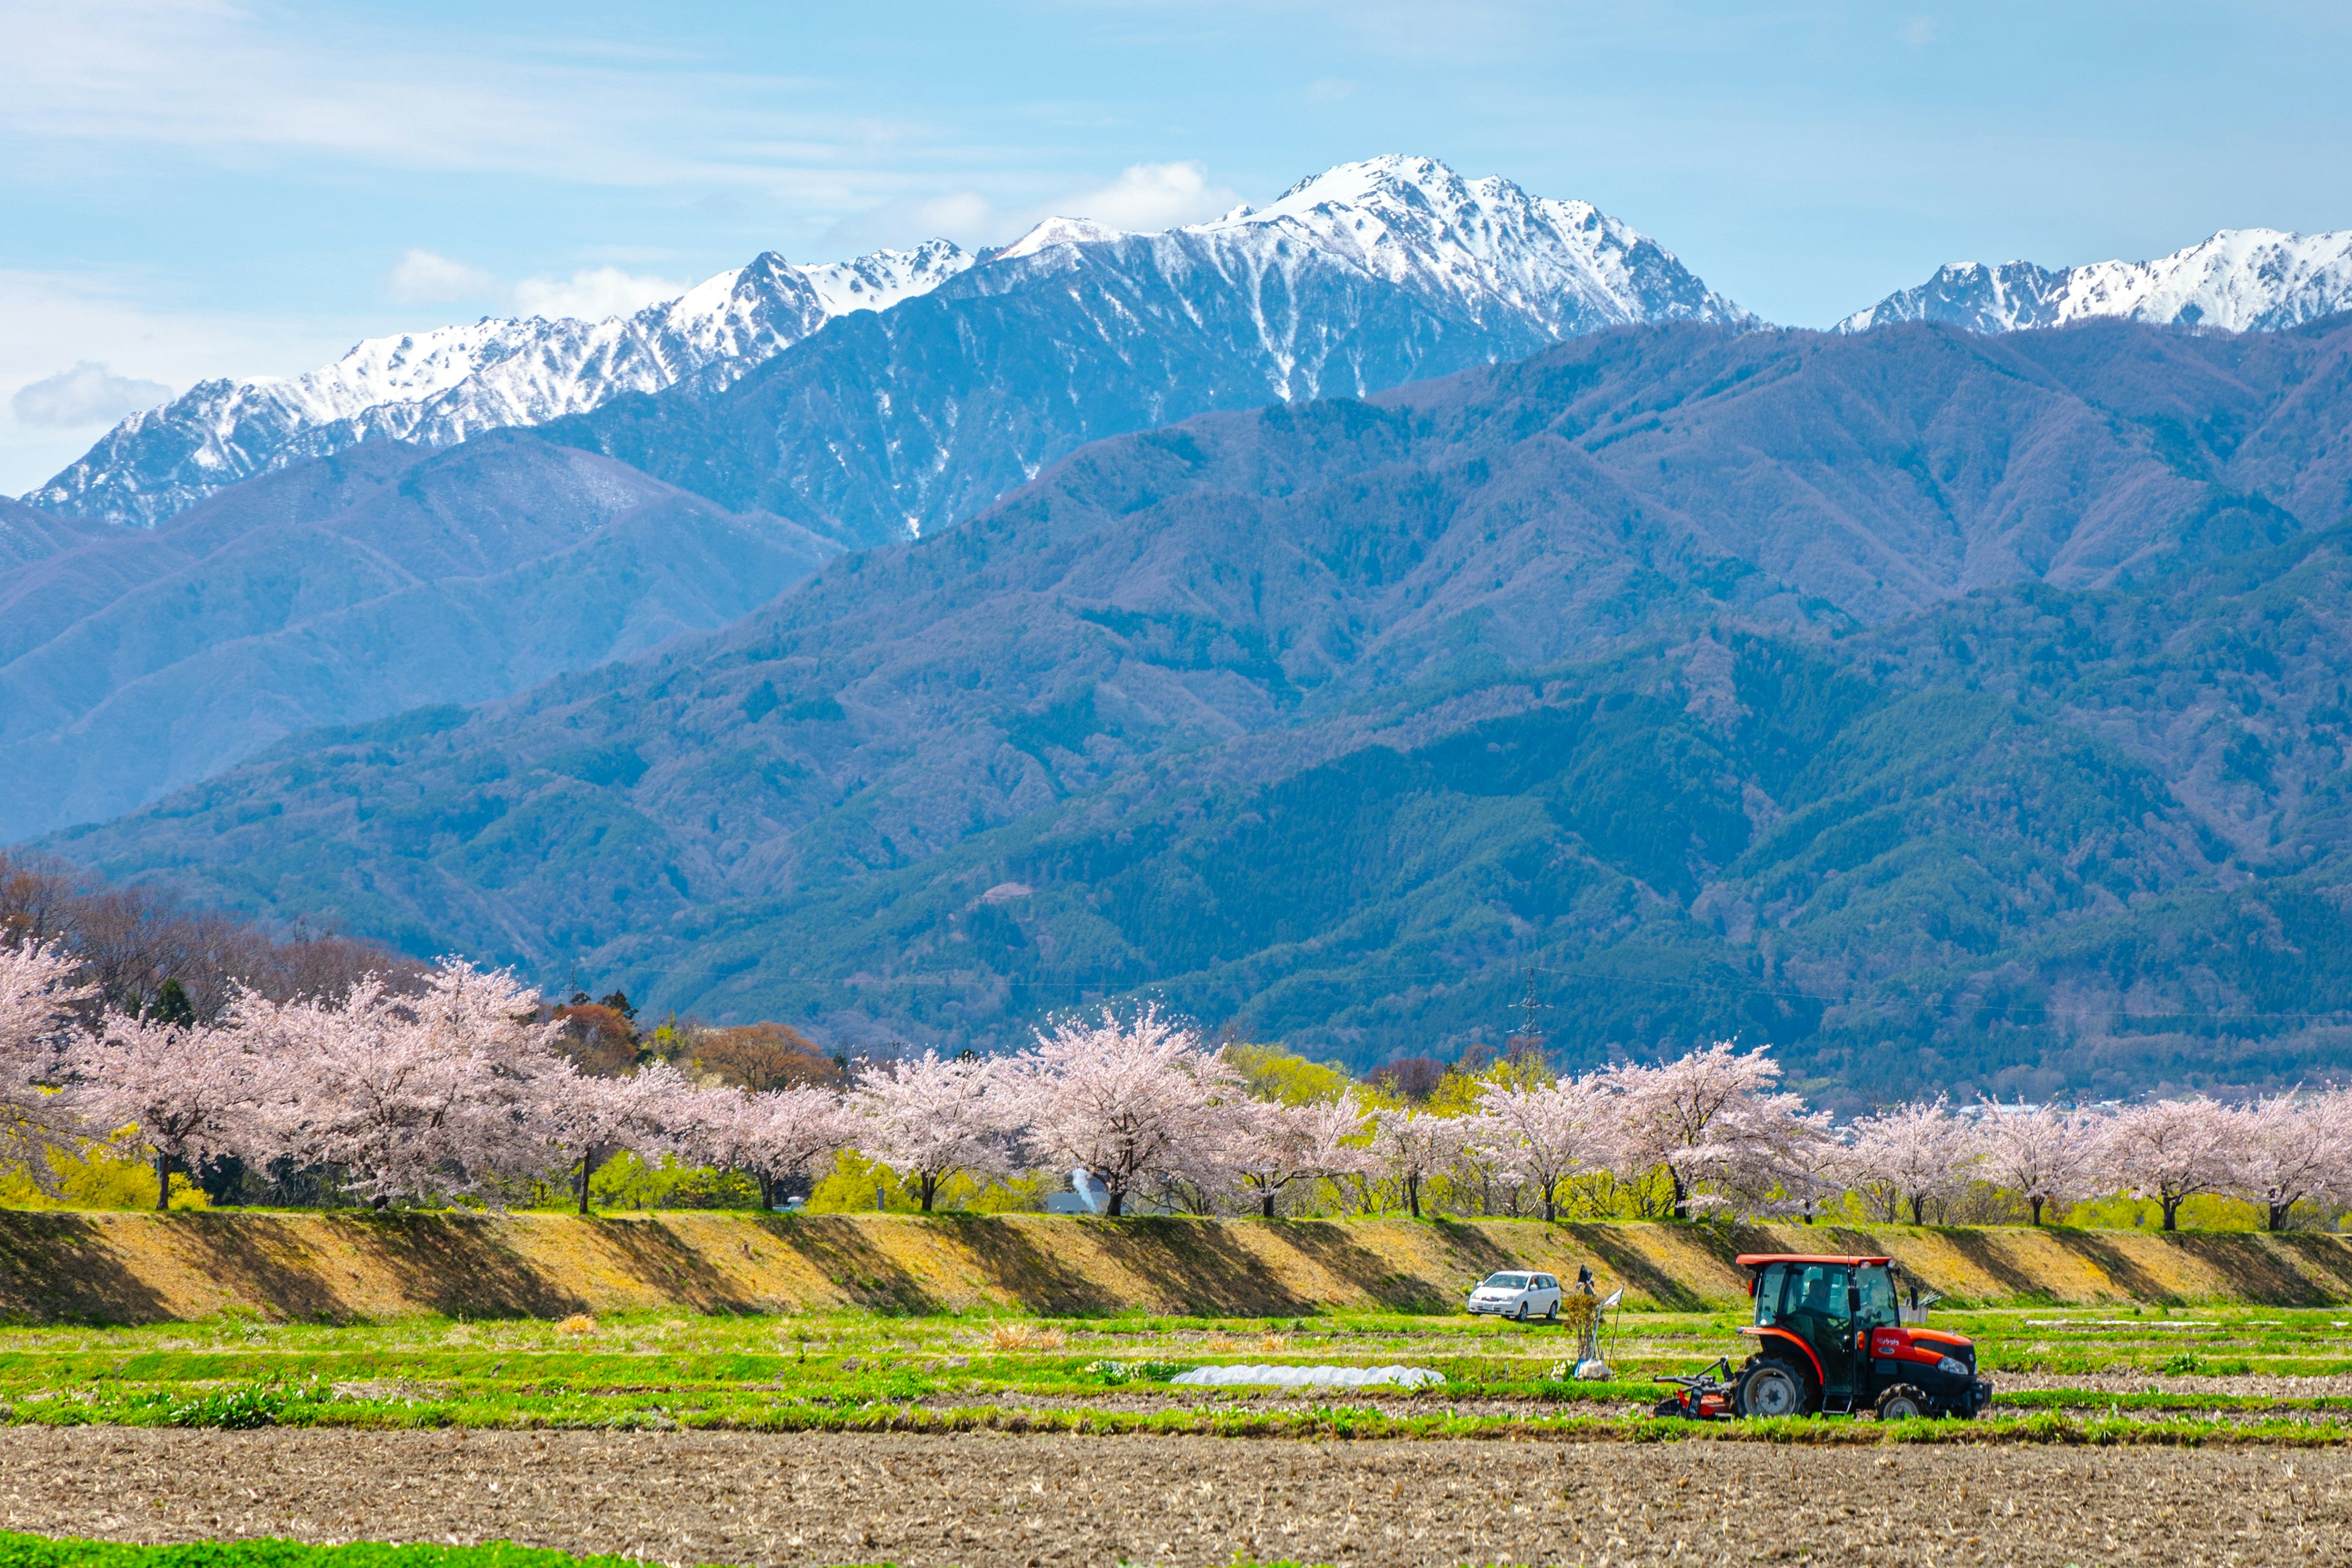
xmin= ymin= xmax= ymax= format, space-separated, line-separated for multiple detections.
xmin=995 ymin=217 xmax=1131 ymax=260
xmin=1839 ymin=227 xmax=2352 ymax=334
xmin=1188 ymin=153 xmax=1754 ymax=336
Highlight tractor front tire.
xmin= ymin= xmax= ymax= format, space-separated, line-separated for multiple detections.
xmin=1735 ymin=1359 xmax=1811 ymax=1419
xmin=1875 ymin=1384 xmax=1929 ymax=1422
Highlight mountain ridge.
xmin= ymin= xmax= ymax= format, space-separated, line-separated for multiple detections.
xmin=40 ymin=316 xmax=2352 ymax=1101
xmin=26 ymin=156 xmax=1749 ymax=530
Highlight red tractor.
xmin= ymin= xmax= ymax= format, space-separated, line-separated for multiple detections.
xmin=1653 ymin=1253 xmax=1994 ymax=1421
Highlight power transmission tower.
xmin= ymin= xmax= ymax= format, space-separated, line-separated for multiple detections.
xmin=1506 ymin=964 xmax=1550 ymax=1063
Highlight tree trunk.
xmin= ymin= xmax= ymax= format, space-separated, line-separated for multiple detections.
xmin=1909 ymin=1193 xmax=1927 ymax=1226
xmin=2268 ymin=1200 xmax=2293 ymax=1232
xmin=920 ymin=1174 xmax=936 ymax=1212
xmin=576 ymin=1148 xmax=603 ymax=1216
xmin=2161 ymin=1195 xmax=2182 ymax=1232
xmin=1668 ymin=1166 xmax=1688 ymax=1221
xmin=1107 ymin=1188 xmax=1124 ymax=1217
xmin=760 ymin=1174 xmax=775 ymax=1213
xmin=2029 ymin=1195 xmax=2045 ymax=1226
xmin=1542 ymin=1181 xmax=1556 ymax=1223
xmin=1262 ymin=1192 xmax=1277 ymax=1219
xmin=1406 ymin=1174 xmax=1422 ymax=1219
xmin=155 ymin=1152 xmax=171 ymax=1212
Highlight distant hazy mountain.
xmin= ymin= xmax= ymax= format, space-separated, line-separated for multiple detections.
xmin=0 ymin=434 xmax=834 ymax=839
xmin=29 ymin=156 xmax=1747 ymax=531
xmin=47 ymin=316 xmax=2352 ymax=1101
xmin=1839 ymin=227 xmax=2352 ymax=333
xmin=0 ymin=496 xmax=121 ymax=569
xmin=27 ymin=243 xmax=974 ymax=527
xmin=546 ymin=154 xmax=1755 ymax=547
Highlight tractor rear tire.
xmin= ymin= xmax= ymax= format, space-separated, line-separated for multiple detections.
xmin=1875 ymin=1384 xmax=1929 ymax=1421
xmin=1735 ymin=1359 xmax=1810 ymax=1419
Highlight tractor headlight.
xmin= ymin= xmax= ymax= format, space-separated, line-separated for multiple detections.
xmin=1936 ymin=1355 xmax=1967 ymax=1378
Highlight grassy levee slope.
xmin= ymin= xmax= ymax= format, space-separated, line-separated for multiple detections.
xmin=6 ymin=1212 xmax=2352 ymax=1324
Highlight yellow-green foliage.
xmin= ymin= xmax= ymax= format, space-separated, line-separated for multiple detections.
xmin=803 ymin=1148 xmax=1050 ymax=1213
xmin=1225 ymin=1043 xmax=1354 ymax=1105
xmin=0 ymin=1147 xmax=206 ymax=1212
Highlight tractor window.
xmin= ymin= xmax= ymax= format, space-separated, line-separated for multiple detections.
xmin=1763 ymin=1265 xmax=1851 ymax=1336
xmin=1855 ymin=1267 xmax=1898 ymax=1327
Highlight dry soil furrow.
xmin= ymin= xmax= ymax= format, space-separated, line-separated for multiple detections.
xmin=1 ymin=1428 xmax=2348 ymax=1567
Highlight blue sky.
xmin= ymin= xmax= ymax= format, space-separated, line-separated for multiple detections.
xmin=3 ymin=0 xmax=2350 ymax=492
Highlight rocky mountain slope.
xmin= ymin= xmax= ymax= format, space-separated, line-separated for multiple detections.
xmin=1841 ymin=227 xmax=2352 ymax=333
xmin=0 ymin=434 xmax=833 ymax=839
xmin=27 ymin=243 xmax=975 ymax=528
xmin=43 ymin=316 xmax=2352 ymax=1098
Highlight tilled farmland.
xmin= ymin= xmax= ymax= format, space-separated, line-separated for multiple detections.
xmin=4 ymin=1425 xmax=2348 ymax=1568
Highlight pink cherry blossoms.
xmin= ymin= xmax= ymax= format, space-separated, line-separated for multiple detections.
xmin=11 ymin=928 xmax=2352 ymax=1228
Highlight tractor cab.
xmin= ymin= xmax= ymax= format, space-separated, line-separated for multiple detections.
xmin=1727 ymin=1254 xmax=1992 ymax=1420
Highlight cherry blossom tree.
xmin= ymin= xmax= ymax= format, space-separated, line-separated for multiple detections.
xmin=541 ymin=1057 xmax=692 ymax=1215
xmin=1600 ymin=1042 xmax=1812 ymax=1219
xmin=1368 ymin=1106 xmax=1468 ymax=1218
xmin=246 ymin=960 xmax=564 ymax=1207
xmin=1 ymin=940 xmax=97 ymax=1189
xmin=1474 ymin=1077 xmax=1614 ymax=1222
xmin=70 ymin=1012 xmax=274 ymax=1210
xmin=1003 ymin=1008 xmax=1246 ymax=1216
xmin=1230 ymin=1094 xmax=1370 ymax=1218
xmin=851 ymin=1050 xmax=1012 ymax=1211
xmin=1842 ymin=1099 xmax=1981 ymax=1225
xmin=2097 ymin=1097 xmax=2238 ymax=1232
xmin=2225 ymin=1091 xmax=2352 ymax=1232
xmin=682 ymin=1084 xmax=853 ymax=1210
xmin=1978 ymin=1101 xmax=2096 ymax=1225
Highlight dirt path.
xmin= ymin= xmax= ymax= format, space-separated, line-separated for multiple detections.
xmin=5 ymin=1428 xmax=2350 ymax=1567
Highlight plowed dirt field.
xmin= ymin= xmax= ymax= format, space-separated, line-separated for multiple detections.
xmin=2 ymin=1427 xmax=2346 ymax=1567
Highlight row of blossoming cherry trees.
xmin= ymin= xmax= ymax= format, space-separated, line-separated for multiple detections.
xmin=5 ymin=943 xmax=2348 ymax=1230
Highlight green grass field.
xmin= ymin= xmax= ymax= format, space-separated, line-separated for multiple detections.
xmin=5 ymin=1302 xmax=2352 ymax=1446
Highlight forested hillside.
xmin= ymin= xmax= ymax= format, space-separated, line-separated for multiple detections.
xmin=39 ymin=315 xmax=2352 ymax=1101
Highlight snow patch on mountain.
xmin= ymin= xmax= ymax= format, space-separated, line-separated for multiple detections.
xmin=1839 ymin=228 xmax=2352 ymax=334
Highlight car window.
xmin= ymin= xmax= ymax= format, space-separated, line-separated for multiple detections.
xmin=1483 ymin=1273 xmax=1529 ymax=1289
xmin=1534 ymin=1276 xmax=1553 ymax=1289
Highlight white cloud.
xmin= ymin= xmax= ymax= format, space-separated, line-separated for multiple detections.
xmin=9 ymin=361 xmax=175 ymax=428
xmin=0 ymin=268 xmax=356 ymax=496
xmin=388 ymin=249 xmax=502 ymax=304
xmin=1905 ymin=15 xmax=1938 ymax=46
xmin=1052 ymin=161 xmax=1240 ymax=232
xmin=512 ymin=266 xmax=690 ymax=321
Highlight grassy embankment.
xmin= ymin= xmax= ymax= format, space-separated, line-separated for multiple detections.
xmin=8 ymin=1210 xmax=2352 ymax=1325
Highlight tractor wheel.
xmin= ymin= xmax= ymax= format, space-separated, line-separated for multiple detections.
xmin=1874 ymin=1384 xmax=1929 ymax=1422
xmin=1733 ymin=1359 xmax=1809 ymax=1419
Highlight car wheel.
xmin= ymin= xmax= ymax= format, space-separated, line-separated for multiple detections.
xmin=1544 ymin=1298 xmax=1558 ymax=1322
xmin=1513 ymin=1301 xmax=1528 ymax=1322
xmin=1875 ymin=1384 xmax=1929 ymax=1421
xmin=1734 ymin=1359 xmax=1809 ymax=1419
